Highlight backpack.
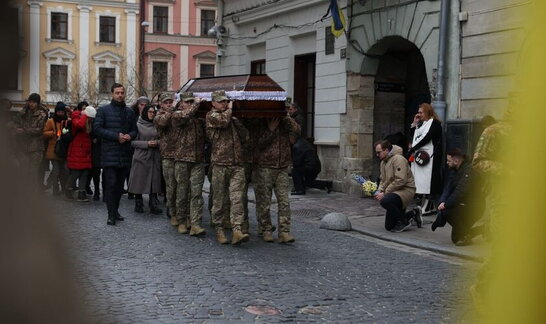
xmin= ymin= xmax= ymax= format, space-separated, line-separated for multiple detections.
xmin=54 ymin=120 xmax=73 ymax=159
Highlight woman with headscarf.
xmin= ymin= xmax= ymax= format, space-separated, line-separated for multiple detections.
xmin=128 ymin=106 xmax=163 ymax=215
xmin=408 ymin=103 xmax=443 ymax=214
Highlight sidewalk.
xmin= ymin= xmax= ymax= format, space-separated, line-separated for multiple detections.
xmin=204 ymin=180 xmax=487 ymax=262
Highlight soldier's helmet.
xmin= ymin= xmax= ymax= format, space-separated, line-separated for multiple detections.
xmin=159 ymin=92 xmax=173 ymax=103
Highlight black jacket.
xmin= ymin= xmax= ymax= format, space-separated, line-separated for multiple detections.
xmin=292 ymin=137 xmax=321 ymax=172
xmin=439 ymin=161 xmax=475 ymax=209
xmin=93 ymin=100 xmax=137 ymax=168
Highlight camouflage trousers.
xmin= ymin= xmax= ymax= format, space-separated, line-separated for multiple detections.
xmin=254 ymin=167 xmax=291 ymax=233
xmin=174 ymin=161 xmax=205 ymax=225
xmin=211 ymin=165 xmax=246 ymax=232
xmin=162 ymin=159 xmax=176 ymax=216
xmin=17 ymin=151 xmax=44 ymax=190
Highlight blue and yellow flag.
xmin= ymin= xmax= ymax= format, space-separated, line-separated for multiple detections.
xmin=328 ymin=0 xmax=346 ymax=38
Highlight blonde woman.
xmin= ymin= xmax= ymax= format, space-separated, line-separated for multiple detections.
xmin=408 ymin=103 xmax=443 ymax=214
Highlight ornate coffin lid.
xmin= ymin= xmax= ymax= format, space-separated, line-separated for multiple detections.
xmin=178 ymin=74 xmax=287 ymax=118
xmin=178 ymin=74 xmax=286 ymax=102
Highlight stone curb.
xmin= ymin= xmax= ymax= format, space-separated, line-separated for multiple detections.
xmin=350 ymin=224 xmax=484 ymax=262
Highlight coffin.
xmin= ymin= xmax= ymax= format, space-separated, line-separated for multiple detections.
xmin=177 ymin=74 xmax=287 ymax=118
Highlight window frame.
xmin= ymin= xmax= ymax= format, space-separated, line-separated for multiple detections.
xmin=199 ymin=64 xmax=215 ymax=78
xmin=196 ymin=7 xmax=216 ymax=37
xmin=152 ymin=61 xmax=169 ymax=91
xmin=98 ymin=67 xmax=116 ymax=94
xmin=51 ymin=12 xmax=68 ymax=40
xmin=49 ymin=64 xmax=68 ymax=92
xmin=99 ymin=16 xmax=116 ymax=43
xmin=153 ymin=6 xmax=168 ymax=34
xmin=46 ymin=7 xmax=73 ymax=43
xmin=95 ymin=12 xmax=120 ymax=46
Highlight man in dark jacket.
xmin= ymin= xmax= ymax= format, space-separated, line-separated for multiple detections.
xmin=432 ymin=148 xmax=484 ymax=245
xmin=93 ymin=83 xmax=137 ymax=225
xmin=291 ymin=136 xmax=332 ymax=195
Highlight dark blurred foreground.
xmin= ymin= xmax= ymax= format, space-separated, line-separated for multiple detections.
xmin=0 ymin=2 xmax=89 ymax=322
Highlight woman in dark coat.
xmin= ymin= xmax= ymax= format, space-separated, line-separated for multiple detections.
xmin=128 ymin=106 xmax=163 ymax=214
xmin=408 ymin=103 xmax=443 ymax=213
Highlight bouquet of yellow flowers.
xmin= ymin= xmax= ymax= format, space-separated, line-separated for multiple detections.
xmin=362 ymin=180 xmax=378 ymax=197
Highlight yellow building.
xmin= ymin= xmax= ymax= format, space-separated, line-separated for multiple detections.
xmin=8 ymin=0 xmax=140 ymax=107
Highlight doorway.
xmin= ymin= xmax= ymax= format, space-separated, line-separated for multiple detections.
xmin=370 ymin=37 xmax=431 ymax=180
xmin=293 ymin=53 xmax=316 ymax=141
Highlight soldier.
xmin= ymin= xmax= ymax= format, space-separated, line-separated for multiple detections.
xmin=153 ymin=93 xmax=178 ymax=227
xmin=172 ymin=92 xmax=206 ymax=236
xmin=206 ymin=90 xmax=250 ymax=245
xmin=469 ymin=104 xmax=512 ymax=312
xmin=253 ymin=113 xmax=300 ymax=243
xmin=10 ymin=93 xmax=48 ymax=189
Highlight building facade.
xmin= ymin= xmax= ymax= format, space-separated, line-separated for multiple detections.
xmin=217 ymin=0 xmax=529 ymax=194
xmin=142 ymin=0 xmax=217 ymax=98
xmin=9 ymin=0 xmax=140 ymax=107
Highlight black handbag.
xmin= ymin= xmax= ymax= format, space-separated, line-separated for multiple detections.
xmin=414 ymin=150 xmax=431 ymax=166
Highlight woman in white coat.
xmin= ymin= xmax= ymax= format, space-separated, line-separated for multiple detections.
xmin=408 ymin=103 xmax=443 ymax=213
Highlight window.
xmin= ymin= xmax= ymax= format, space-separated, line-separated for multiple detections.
xmin=325 ymin=27 xmax=335 ymax=55
xmin=153 ymin=6 xmax=168 ymax=34
xmin=99 ymin=16 xmax=116 ymax=43
xmin=51 ymin=12 xmax=68 ymax=40
xmin=199 ymin=64 xmax=215 ymax=78
xmin=251 ymin=60 xmax=265 ymax=74
xmin=152 ymin=62 xmax=168 ymax=91
xmin=50 ymin=65 xmax=68 ymax=92
xmin=99 ymin=67 xmax=116 ymax=93
xmin=201 ymin=10 xmax=215 ymax=37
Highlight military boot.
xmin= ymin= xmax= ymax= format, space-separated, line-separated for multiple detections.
xmin=189 ymin=224 xmax=206 ymax=236
xmin=177 ymin=223 xmax=189 ymax=234
xmin=278 ymin=232 xmax=295 ymax=243
xmin=262 ymin=231 xmax=274 ymax=243
xmin=170 ymin=216 xmax=179 ymax=227
xmin=107 ymin=213 xmax=116 ymax=226
xmin=231 ymin=230 xmax=250 ymax=245
xmin=216 ymin=229 xmax=229 ymax=244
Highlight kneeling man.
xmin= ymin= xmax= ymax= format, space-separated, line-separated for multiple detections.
xmin=374 ymin=140 xmax=417 ymax=232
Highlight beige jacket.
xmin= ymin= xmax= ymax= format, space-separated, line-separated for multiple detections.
xmin=378 ymin=145 xmax=416 ymax=208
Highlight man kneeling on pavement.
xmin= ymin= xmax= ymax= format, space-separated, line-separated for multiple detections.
xmin=374 ymin=140 xmax=419 ymax=232
xmin=431 ymin=148 xmax=484 ymax=245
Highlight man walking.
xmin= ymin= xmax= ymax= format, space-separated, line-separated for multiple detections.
xmin=374 ymin=140 xmax=417 ymax=232
xmin=172 ymin=92 xmax=206 ymax=236
xmin=254 ymin=116 xmax=300 ymax=243
xmin=93 ymin=83 xmax=137 ymax=225
xmin=154 ymin=92 xmax=179 ymax=227
xmin=206 ymin=90 xmax=250 ymax=245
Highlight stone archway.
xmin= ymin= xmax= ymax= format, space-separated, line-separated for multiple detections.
xmin=343 ymin=36 xmax=431 ymax=193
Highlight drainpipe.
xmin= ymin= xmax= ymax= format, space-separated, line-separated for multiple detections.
xmin=139 ymin=0 xmax=146 ymax=95
xmin=432 ymin=0 xmax=450 ymax=128
xmin=215 ymin=0 xmax=224 ymax=73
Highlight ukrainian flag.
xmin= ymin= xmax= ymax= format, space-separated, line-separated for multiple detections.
xmin=329 ymin=0 xmax=346 ymax=38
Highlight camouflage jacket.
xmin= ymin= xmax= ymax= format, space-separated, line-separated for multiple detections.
xmin=255 ymin=116 xmax=300 ymax=168
xmin=472 ymin=122 xmax=510 ymax=177
xmin=205 ymin=108 xmax=250 ymax=166
xmin=172 ymin=103 xmax=205 ymax=163
xmin=11 ymin=104 xmax=48 ymax=153
xmin=153 ymin=110 xmax=178 ymax=159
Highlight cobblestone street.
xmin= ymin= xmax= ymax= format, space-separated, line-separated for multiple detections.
xmin=55 ymin=193 xmax=474 ymax=323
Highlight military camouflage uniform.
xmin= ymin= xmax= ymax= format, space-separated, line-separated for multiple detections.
xmin=206 ymin=107 xmax=250 ymax=232
xmin=471 ymin=119 xmax=511 ymax=306
xmin=154 ymin=107 xmax=179 ymax=218
xmin=172 ymin=102 xmax=206 ymax=226
xmin=11 ymin=104 xmax=48 ymax=187
xmin=254 ymin=117 xmax=300 ymax=233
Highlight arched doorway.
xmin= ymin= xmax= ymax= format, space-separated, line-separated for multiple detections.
xmin=367 ymin=36 xmax=431 ymax=180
